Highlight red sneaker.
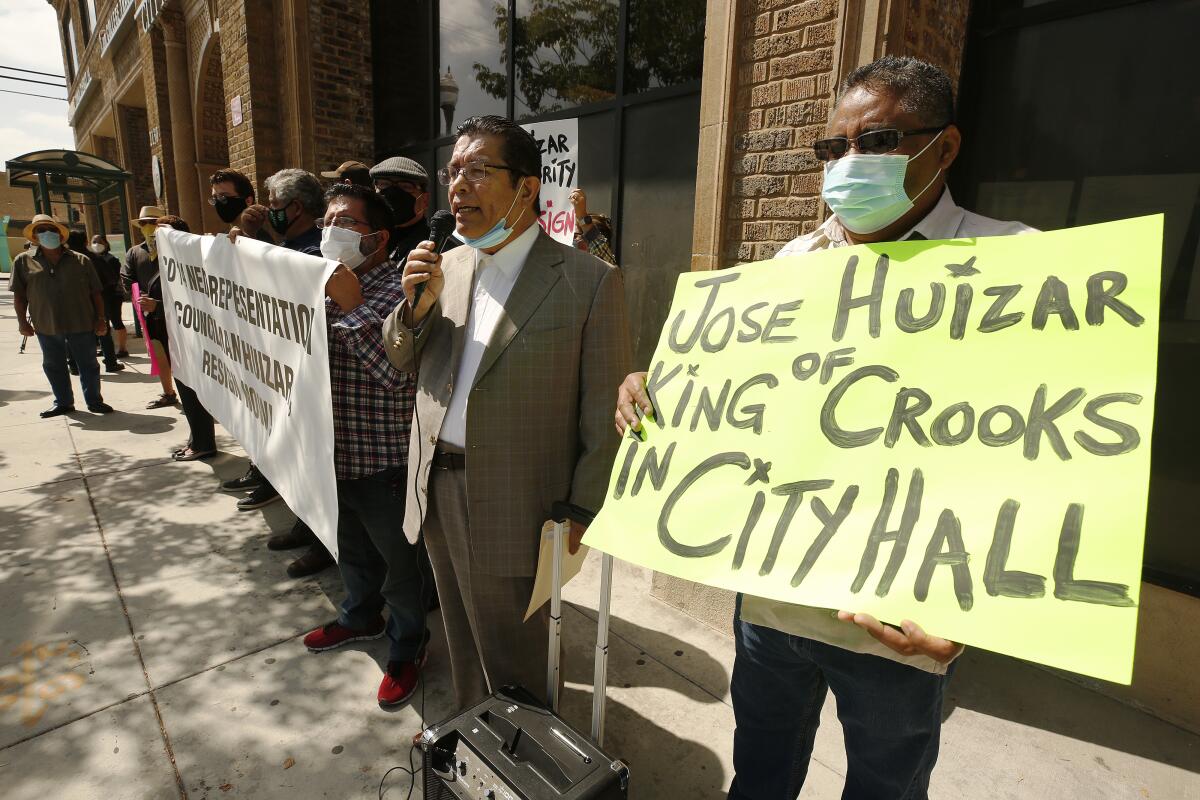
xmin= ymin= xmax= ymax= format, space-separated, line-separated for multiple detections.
xmin=378 ymin=654 xmax=426 ymax=708
xmin=303 ymin=619 xmax=385 ymax=652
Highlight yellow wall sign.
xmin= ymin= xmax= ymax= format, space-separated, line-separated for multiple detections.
xmin=583 ymin=216 xmax=1163 ymax=684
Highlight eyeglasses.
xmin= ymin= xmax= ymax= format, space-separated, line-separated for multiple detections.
xmin=437 ymin=163 xmax=517 ymax=185
xmin=207 ymin=194 xmax=244 ymax=205
xmin=813 ymin=126 xmax=945 ymax=162
xmin=315 ymin=216 xmax=369 ymax=231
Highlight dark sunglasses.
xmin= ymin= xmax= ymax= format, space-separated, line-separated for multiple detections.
xmin=813 ymin=126 xmax=945 ymax=162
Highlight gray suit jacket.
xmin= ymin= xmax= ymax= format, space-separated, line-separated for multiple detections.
xmin=382 ymin=229 xmax=632 ymax=576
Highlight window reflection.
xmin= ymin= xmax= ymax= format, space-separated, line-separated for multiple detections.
xmin=513 ymin=0 xmax=618 ymax=119
xmin=625 ymin=0 xmax=704 ymax=93
xmin=439 ymin=0 xmax=508 ymax=134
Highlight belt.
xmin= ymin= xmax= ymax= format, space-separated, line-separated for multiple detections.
xmin=432 ymin=450 xmax=466 ymax=470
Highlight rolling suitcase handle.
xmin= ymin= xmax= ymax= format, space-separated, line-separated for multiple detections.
xmin=547 ymin=501 xmax=612 ymax=746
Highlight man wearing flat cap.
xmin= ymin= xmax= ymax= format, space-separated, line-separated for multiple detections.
xmin=322 ymin=160 xmax=373 ymax=188
xmin=11 ymin=214 xmax=114 ymax=417
xmin=370 ymin=157 xmax=432 ymax=262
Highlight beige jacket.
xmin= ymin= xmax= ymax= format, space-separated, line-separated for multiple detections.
xmin=381 ymin=229 xmax=632 ymax=576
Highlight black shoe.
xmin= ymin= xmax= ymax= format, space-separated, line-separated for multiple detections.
xmin=221 ymin=465 xmax=264 ymax=492
xmin=88 ymin=403 xmax=115 ymax=414
xmin=267 ymin=521 xmax=318 ymax=551
xmin=105 ymin=362 xmax=126 ymax=373
xmin=116 ymin=350 xmax=131 ymax=359
xmin=131 ymin=332 xmax=143 ymax=339
xmin=237 ymin=483 xmax=281 ymax=511
xmin=39 ymin=405 xmax=75 ymax=418
xmin=287 ymin=545 xmax=335 ymax=578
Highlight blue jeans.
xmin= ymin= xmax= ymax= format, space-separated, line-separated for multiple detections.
xmin=37 ymin=331 xmax=103 ymax=409
xmin=336 ymin=466 xmax=432 ymax=662
xmin=728 ymin=596 xmax=953 ymax=800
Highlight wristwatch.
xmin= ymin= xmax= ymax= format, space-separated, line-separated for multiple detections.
xmin=582 ymin=214 xmax=593 ymax=225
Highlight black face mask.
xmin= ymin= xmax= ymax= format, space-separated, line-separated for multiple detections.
xmin=215 ymin=196 xmax=248 ymax=224
xmin=379 ymin=186 xmax=417 ymax=226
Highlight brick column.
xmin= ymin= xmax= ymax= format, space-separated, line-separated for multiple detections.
xmin=217 ymin=0 xmax=284 ymax=194
xmin=161 ymin=10 xmax=204 ymax=228
xmin=141 ymin=22 xmax=178 ymax=213
xmin=725 ymin=0 xmax=839 ymax=264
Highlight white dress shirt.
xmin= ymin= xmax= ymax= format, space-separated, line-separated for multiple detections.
xmin=743 ymin=189 xmax=1036 ymax=674
xmin=438 ymin=222 xmax=542 ymax=449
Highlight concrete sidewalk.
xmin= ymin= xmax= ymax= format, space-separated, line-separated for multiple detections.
xmin=1 ymin=291 xmax=1198 ymax=799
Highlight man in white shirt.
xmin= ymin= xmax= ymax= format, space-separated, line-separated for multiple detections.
xmin=615 ymin=56 xmax=1033 ymax=799
xmin=335 ymin=115 xmax=632 ymax=709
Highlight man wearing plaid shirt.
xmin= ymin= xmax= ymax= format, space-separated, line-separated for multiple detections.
xmin=304 ymin=184 xmax=433 ymax=708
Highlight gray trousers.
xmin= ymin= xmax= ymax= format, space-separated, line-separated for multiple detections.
xmin=425 ymin=465 xmax=550 ymax=709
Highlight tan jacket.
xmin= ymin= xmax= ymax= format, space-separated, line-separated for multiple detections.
xmin=382 ymin=229 xmax=632 ymax=576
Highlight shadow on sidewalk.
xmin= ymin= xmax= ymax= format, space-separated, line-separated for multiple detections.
xmin=944 ymin=648 xmax=1200 ymax=773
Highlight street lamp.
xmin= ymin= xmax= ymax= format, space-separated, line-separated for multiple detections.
xmin=440 ymin=66 xmax=459 ymax=136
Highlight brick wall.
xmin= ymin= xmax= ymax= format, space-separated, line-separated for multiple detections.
xmin=198 ymin=42 xmax=230 ymax=165
xmin=725 ymin=0 xmax=839 ymax=264
xmin=898 ymin=0 xmax=971 ymax=86
xmin=308 ymin=0 xmax=374 ymax=171
xmin=117 ymin=105 xmax=156 ymax=209
xmin=218 ymin=0 xmax=284 ymax=195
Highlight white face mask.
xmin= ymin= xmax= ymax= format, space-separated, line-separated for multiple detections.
xmin=319 ymin=224 xmax=378 ymax=269
xmin=820 ymin=130 xmax=944 ymax=234
xmin=89 ymin=243 xmax=106 ymax=254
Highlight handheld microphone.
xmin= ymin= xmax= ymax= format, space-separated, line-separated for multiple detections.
xmin=414 ymin=209 xmax=456 ymax=308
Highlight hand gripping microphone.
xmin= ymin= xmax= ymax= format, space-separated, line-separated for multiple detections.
xmin=413 ymin=209 xmax=456 ymax=309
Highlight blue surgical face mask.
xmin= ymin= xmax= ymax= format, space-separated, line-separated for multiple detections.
xmin=453 ymin=184 xmax=528 ymax=250
xmin=820 ymin=130 xmax=944 ymax=234
xmin=36 ymin=230 xmax=62 ymax=249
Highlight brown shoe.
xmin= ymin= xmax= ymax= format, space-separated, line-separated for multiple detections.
xmin=268 ymin=521 xmax=318 ymax=551
xmin=286 ymin=545 xmax=334 ymax=578
xmin=146 ymin=393 xmax=178 ymax=409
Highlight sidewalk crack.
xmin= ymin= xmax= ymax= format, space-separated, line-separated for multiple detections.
xmin=66 ymin=424 xmax=189 ymax=800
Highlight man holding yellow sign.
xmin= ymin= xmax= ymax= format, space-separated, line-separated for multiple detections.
xmin=598 ymin=56 xmax=1159 ymax=799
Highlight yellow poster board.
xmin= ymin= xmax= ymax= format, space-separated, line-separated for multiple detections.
xmin=583 ymin=216 xmax=1163 ymax=684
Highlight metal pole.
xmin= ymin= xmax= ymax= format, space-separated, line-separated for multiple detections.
xmin=591 ymin=552 xmax=614 ymax=745
xmin=546 ymin=519 xmax=565 ymax=711
xmin=117 ymin=188 xmax=132 ymax=251
xmin=36 ymin=172 xmax=51 ymax=218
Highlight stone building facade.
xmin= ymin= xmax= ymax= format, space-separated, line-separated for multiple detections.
xmin=52 ymin=0 xmax=375 ymax=237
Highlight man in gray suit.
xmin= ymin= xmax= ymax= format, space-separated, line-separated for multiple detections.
xmin=334 ymin=115 xmax=631 ymax=708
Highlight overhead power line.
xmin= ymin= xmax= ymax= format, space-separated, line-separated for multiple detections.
xmin=0 ymin=64 xmax=66 ymax=80
xmin=0 ymin=88 xmax=68 ymax=101
xmin=0 ymin=74 xmax=67 ymax=89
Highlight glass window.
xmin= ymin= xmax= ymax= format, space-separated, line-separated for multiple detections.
xmin=439 ymin=0 xmax=508 ymax=134
xmin=79 ymin=0 xmax=94 ymax=41
xmin=624 ymin=0 xmax=705 ymax=93
xmin=619 ymin=93 xmax=701 ymax=367
xmin=372 ymin=0 xmax=435 ymax=150
xmin=953 ymin=0 xmax=1200 ymax=593
xmin=513 ymin=0 xmax=618 ymax=120
xmin=432 ymin=142 xmax=456 ymax=213
xmin=63 ymin=15 xmax=77 ymax=83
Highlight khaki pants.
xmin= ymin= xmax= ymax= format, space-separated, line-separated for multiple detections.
xmin=424 ymin=465 xmax=550 ymax=709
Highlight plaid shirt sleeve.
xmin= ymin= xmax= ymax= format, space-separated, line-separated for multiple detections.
xmin=332 ymin=283 xmax=412 ymax=393
xmin=578 ymin=226 xmax=618 ymax=266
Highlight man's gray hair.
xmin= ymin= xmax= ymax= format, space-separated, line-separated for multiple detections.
xmin=839 ymin=55 xmax=954 ymax=127
xmin=264 ymin=168 xmax=326 ymax=218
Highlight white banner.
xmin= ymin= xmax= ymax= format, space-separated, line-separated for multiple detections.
xmin=523 ymin=118 xmax=579 ymax=245
xmin=157 ymin=230 xmax=341 ymax=557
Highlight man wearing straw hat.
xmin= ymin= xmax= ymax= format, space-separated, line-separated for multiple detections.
xmin=11 ymin=213 xmax=114 ymax=417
